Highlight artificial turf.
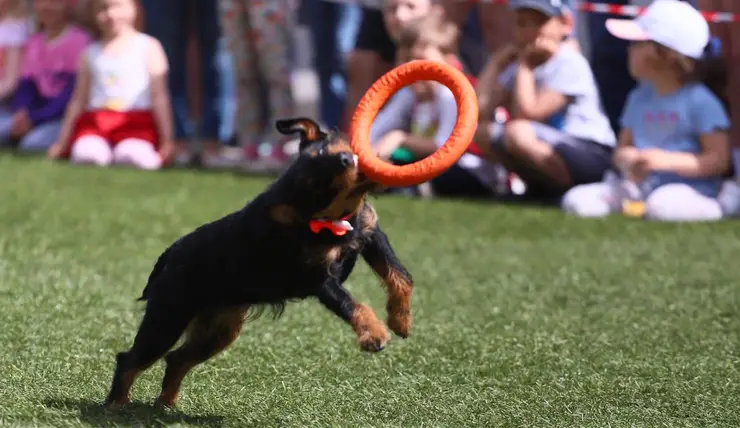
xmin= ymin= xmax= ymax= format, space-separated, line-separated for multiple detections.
xmin=0 ymin=154 xmax=738 ymax=427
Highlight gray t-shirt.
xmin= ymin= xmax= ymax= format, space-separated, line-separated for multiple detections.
xmin=499 ymin=47 xmax=617 ymax=147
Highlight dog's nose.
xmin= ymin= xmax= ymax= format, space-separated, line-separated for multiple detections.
xmin=339 ymin=152 xmax=354 ymax=168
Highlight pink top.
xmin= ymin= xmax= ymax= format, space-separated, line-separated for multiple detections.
xmin=11 ymin=25 xmax=91 ymax=125
xmin=20 ymin=25 xmax=90 ymax=98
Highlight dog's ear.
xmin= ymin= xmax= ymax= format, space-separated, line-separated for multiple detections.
xmin=275 ymin=118 xmax=327 ymax=151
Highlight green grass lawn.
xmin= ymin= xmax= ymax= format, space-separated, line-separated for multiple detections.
xmin=0 ymin=154 xmax=739 ymax=427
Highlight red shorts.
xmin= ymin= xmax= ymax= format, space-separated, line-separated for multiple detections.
xmin=66 ymin=109 xmax=159 ymax=157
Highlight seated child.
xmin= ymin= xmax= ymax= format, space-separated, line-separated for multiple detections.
xmin=4 ymin=0 xmax=89 ymax=151
xmin=48 ymin=0 xmax=174 ymax=170
xmin=474 ymin=0 xmax=616 ymax=196
xmin=561 ymin=0 xmax=731 ymax=222
xmin=369 ymin=10 xmax=501 ymax=198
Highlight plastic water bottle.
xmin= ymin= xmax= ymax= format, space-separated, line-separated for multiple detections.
xmin=617 ymin=165 xmax=648 ymax=218
xmin=620 ymin=179 xmax=646 ymax=218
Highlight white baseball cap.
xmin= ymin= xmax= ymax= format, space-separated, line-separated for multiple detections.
xmin=606 ymin=0 xmax=709 ymax=59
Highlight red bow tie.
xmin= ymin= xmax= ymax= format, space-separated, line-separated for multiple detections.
xmin=308 ymin=214 xmax=354 ymax=236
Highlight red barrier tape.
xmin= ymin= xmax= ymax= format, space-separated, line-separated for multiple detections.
xmin=473 ymin=0 xmax=740 ymax=23
xmin=327 ymin=0 xmax=740 ymax=23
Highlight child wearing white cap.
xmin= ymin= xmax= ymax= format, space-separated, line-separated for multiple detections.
xmin=561 ymin=0 xmax=732 ymax=221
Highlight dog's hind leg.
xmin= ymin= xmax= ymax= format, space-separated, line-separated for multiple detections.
xmin=104 ymin=301 xmax=194 ymax=409
xmin=155 ymin=306 xmax=248 ymax=408
xmin=361 ymin=228 xmax=414 ymax=339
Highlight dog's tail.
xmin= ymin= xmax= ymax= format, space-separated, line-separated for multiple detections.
xmin=137 ymin=250 xmax=170 ymax=302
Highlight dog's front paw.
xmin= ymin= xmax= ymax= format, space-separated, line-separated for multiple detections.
xmin=352 ymin=303 xmax=391 ymax=352
xmin=387 ymin=308 xmax=411 ymax=338
xmin=358 ymin=327 xmax=391 ymax=352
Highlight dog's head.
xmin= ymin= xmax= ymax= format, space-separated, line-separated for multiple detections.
xmin=270 ymin=118 xmax=382 ymax=230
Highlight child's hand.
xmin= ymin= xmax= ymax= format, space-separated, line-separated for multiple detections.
xmin=10 ymin=111 xmax=31 ymax=137
xmin=419 ymin=45 xmax=446 ymax=64
xmin=521 ymin=37 xmax=559 ymax=67
xmin=630 ymin=149 xmax=667 ymax=182
xmin=376 ymin=130 xmax=407 ymax=160
xmin=158 ymin=140 xmax=176 ymax=166
xmin=47 ymin=141 xmax=66 ymax=159
xmin=613 ymin=146 xmax=640 ymax=171
xmin=534 ymin=36 xmax=560 ymax=57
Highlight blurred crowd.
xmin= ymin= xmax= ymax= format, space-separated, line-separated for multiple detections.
xmin=2 ymin=0 xmax=740 ymax=222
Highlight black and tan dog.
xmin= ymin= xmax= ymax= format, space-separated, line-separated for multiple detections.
xmin=104 ymin=118 xmax=414 ymax=408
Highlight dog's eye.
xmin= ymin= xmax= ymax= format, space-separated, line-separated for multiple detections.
xmin=318 ymin=147 xmax=327 ymax=156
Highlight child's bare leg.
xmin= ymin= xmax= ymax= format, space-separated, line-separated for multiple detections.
xmin=473 ymin=122 xmax=501 ymax=164
xmin=112 ymin=138 xmax=163 ymax=170
xmin=503 ymin=119 xmax=572 ymax=188
xmin=69 ymin=135 xmax=114 ymax=166
xmin=375 ymin=138 xmax=401 ymax=160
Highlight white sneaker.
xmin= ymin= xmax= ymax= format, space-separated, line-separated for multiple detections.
xmin=718 ymin=179 xmax=740 ymax=217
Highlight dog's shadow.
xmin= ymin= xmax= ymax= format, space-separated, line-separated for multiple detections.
xmin=43 ymin=397 xmax=225 ymax=427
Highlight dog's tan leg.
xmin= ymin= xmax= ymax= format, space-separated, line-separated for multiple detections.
xmin=155 ymin=307 xmax=248 ymax=408
xmin=317 ymin=279 xmax=390 ymax=352
xmin=361 ymin=227 xmax=414 ymax=338
xmin=350 ymin=303 xmax=391 ymax=352
xmin=378 ymin=268 xmax=413 ymax=339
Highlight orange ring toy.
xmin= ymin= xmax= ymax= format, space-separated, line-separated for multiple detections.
xmin=350 ymin=59 xmax=479 ymax=187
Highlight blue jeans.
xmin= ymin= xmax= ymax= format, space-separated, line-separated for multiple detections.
xmin=302 ymin=0 xmax=361 ymax=129
xmin=0 ymin=114 xmax=61 ymax=152
xmin=140 ymin=0 xmax=222 ymax=142
xmin=0 ymin=109 xmax=12 ymax=145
